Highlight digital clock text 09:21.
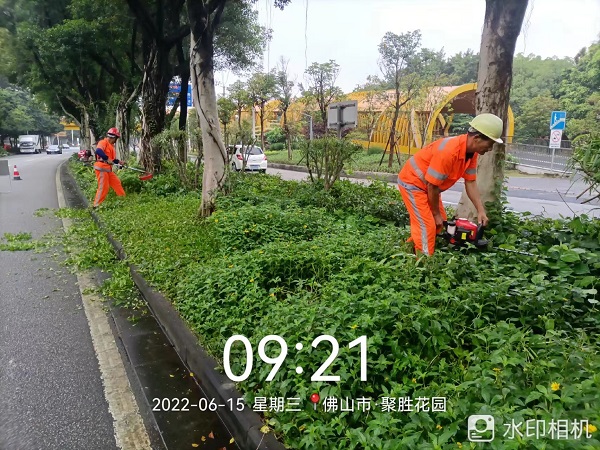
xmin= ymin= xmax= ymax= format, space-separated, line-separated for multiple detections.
xmin=223 ymin=335 xmax=368 ymax=382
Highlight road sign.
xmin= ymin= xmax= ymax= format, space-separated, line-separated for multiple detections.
xmin=549 ymin=129 xmax=563 ymax=148
xmin=167 ymin=82 xmax=192 ymax=108
xmin=550 ymin=111 xmax=566 ymax=130
xmin=327 ymin=101 xmax=358 ymax=138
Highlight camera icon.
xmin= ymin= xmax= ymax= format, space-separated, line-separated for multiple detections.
xmin=467 ymin=414 xmax=495 ymax=442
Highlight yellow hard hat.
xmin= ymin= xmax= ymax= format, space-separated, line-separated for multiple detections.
xmin=469 ymin=113 xmax=504 ymax=143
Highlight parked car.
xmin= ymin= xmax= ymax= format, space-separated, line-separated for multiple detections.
xmin=61 ymin=143 xmax=70 ymax=151
xmin=230 ymin=145 xmax=267 ymax=173
xmin=47 ymin=143 xmax=62 ymax=154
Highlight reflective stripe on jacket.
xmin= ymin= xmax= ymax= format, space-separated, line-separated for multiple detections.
xmin=398 ymin=135 xmax=478 ymax=191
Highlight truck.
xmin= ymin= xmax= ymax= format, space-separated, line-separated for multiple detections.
xmin=18 ymin=135 xmax=43 ymax=154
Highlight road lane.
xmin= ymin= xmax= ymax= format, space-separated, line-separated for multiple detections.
xmin=0 ymin=151 xmax=120 ymax=450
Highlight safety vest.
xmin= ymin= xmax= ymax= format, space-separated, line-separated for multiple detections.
xmin=94 ymin=138 xmax=116 ymax=172
xmin=398 ymin=135 xmax=478 ymax=191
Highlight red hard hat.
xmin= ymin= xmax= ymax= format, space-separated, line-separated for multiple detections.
xmin=107 ymin=127 xmax=121 ymax=138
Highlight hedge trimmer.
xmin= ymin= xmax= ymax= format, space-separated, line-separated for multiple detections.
xmin=439 ymin=218 xmax=536 ymax=257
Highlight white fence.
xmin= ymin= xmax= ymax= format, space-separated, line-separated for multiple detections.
xmin=506 ymin=143 xmax=573 ymax=174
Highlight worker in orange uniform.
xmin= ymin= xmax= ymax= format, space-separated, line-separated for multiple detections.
xmin=93 ymin=127 xmax=125 ymax=208
xmin=397 ymin=113 xmax=504 ymax=255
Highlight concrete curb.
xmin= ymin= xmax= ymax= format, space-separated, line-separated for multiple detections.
xmin=63 ymin=163 xmax=285 ymax=450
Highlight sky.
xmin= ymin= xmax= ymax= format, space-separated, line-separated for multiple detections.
xmin=215 ymin=0 xmax=600 ymax=94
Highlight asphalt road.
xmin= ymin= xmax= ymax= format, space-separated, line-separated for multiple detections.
xmin=0 ymin=151 xmax=119 ymax=450
xmin=266 ymin=168 xmax=600 ymax=219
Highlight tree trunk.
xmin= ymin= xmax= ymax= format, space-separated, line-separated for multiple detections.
xmin=189 ymin=8 xmax=227 ymax=218
xmin=456 ymin=0 xmax=529 ymax=220
xmin=259 ymin=103 xmax=266 ymax=150
xmin=80 ymin=109 xmax=93 ymax=152
xmin=284 ymin=109 xmax=292 ymax=160
xmin=115 ymin=86 xmax=130 ymax=161
xmin=139 ymin=44 xmax=169 ymax=173
xmin=388 ymin=94 xmax=400 ymax=168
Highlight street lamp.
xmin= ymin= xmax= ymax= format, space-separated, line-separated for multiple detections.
xmin=301 ymin=113 xmax=313 ymax=141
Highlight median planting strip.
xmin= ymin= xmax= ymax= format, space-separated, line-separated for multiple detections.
xmin=66 ymin=156 xmax=599 ymax=449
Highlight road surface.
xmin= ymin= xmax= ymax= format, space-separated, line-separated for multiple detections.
xmin=0 ymin=151 xmax=121 ymax=450
xmin=0 ymin=152 xmax=233 ymax=450
xmin=266 ymin=167 xmax=599 ymax=219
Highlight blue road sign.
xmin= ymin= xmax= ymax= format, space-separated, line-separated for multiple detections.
xmin=167 ymin=83 xmax=193 ymax=108
xmin=550 ymin=111 xmax=566 ymax=130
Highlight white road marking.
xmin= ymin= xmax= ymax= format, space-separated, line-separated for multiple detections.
xmin=55 ymin=164 xmax=152 ymax=450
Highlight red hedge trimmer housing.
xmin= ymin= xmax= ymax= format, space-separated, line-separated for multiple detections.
xmin=440 ymin=218 xmax=489 ymax=249
xmin=439 ymin=217 xmax=535 ymax=256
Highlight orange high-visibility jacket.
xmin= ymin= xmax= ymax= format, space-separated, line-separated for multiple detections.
xmin=94 ymin=138 xmax=116 ymax=172
xmin=398 ymin=135 xmax=478 ymax=191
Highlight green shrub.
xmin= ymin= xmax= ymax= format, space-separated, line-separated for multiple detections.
xmin=119 ymin=170 xmax=144 ymax=193
xmin=265 ymin=127 xmax=286 ymax=145
xmin=269 ymin=142 xmax=285 ymax=151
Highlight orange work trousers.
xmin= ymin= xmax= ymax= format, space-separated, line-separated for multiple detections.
xmin=397 ymin=181 xmax=446 ymax=256
xmin=94 ymin=168 xmax=125 ymax=207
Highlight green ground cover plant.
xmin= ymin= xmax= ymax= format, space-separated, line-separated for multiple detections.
xmin=68 ymin=157 xmax=599 ymax=449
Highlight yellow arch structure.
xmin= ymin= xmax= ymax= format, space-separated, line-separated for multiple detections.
xmin=235 ymin=83 xmax=515 ymax=153
xmin=424 ymin=83 xmax=514 ymax=148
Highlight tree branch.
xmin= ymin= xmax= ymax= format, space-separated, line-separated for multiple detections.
xmin=125 ymin=0 xmax=159 ymax=40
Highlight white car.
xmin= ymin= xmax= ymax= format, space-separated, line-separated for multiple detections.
xmin=47 ymin=144 xmax=62 ymax=154
xmin=230 ymin=145 xmax=267 ymax=173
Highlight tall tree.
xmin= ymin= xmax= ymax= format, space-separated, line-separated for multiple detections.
xmin=228 ymin=80 xmax=250 ymax=128
xmin=275 ymin=56 xmax=295 ymax=159
xmin=515 ymin=95 xmax=560 ymax=140
xmin=445 ymin=50 xmax=480 ymax=85
xmin=377 ymin=30 xmax=422 ymax=167
xmin=217 ymin=95 xmax=236 ymax=148
xmin=125 ymin=0 xmax=188 ymax=173
xmin=300 ymin=60 xmax=343 ymax=128
xmin=247 ymin=70 xmax=277 ymax=151
xmin=187 ymin=0 xmax=286 ymax=217
xmin=510 ymin=53 xmax=573 ymax=116
xmin=456 ymin=0 xmax=529 ymax=219
xmin=558 ymin=41 xmax=600 ymax=138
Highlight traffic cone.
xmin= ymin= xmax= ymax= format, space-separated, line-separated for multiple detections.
xmin=13 ymin=165 xmax=21 ymax=180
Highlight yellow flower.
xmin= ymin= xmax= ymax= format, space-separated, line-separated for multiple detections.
xmin=249 ymin=279 xmax=254 ymax=283
xmin=457 ymin=443 xmax=463 ymax=449
xmin=412 ymin=378 xmax=417 ymax=383
xmin=493 ymin=367 xmax=501 ymax=372
xmin=551 ymin=382 xmax=561 ymax=391
xmin=214 ymin=219 xmax=218 ymax=223
xmin=303 ymin=224 xmax=307 ymax=228
xmin=228 ymin=264 xmax=233 ymax=268
xmin=586 ymin=424 xmax=597 ymax=433
xmin=350 ymin=324 xmax=358 ymax=329
xmin=259 ymin=250 xmax=264 ymax=254
xmin=269 ymin=293 xmax=275 ymax=297
xmin=436 ymin=424 xmax=442 ymax=430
